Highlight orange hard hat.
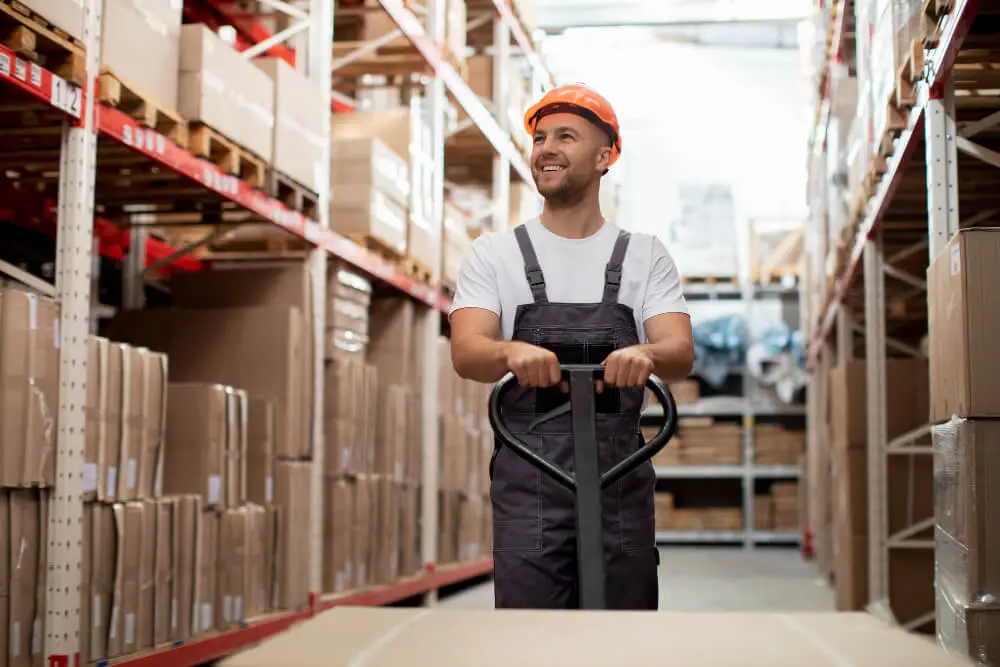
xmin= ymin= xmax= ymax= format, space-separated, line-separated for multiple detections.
xmin=523 ymin=83 xmax=622 ymax=166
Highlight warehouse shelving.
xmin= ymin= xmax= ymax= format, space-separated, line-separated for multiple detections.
xmin=0 ymin=0 xmax=551 ymax=664
xmin=804 ymin=0 xmax=990 ymax=637
xmin=645 ymin=281 xmax=806 ymax=549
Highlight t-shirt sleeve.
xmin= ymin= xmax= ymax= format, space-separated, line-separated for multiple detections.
xmin=449 ymin=234 xmax=501 ymax=318
xmin=642 ymin=236 xmax=689 ymax=321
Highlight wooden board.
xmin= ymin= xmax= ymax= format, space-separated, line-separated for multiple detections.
xmin=0 ymin=0 xmax=85 ymax=86
xmin=266 ymin=170 xmax=319 ymax=220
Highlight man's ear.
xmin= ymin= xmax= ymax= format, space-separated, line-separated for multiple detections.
xmin=596 ymin=145 xmax=612 ymax=172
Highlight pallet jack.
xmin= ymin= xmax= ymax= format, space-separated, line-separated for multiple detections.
xmin=487 ymin=364 xmax=678 ymax=610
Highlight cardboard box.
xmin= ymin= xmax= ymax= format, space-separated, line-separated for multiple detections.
xmin=928 ymin=228 xmax=1000 ymax=422
xmin=152 ymin=497 xmax=177 ymax=648
xmin=443 ymin=209 xmax=471 ymax=288
xmin=107 ymin=502 xmax=143 ymax=658
xmin=933 ymin=417 xmax=1000 ymax=608
xmin=138 ymin=502 xmax=156 ymax=650
xmin=245 ymin=504 xmax=267 ymax=619
xmin=85 ymin=337 xmax=110 ymax=501
xmin=6 ymin=490 xmax=44 ymax=667
xmin=375 ymin=386 xmax=409 ymax=481
xmin=274 ymin=462 xmax=312 ymax=609
xmin=217 ymin=507 xmax=249 ymax=629
xmin=330 ymin=185 xmax=408 ymax=255
xmin=247 ymin=400 xmax=276 ymax=506
xmin=169 ymin=265 xmax=315 ymax=460
xmin=367 ymin=298 xmax=417 ymax=388
xmin=226 ymin=389 xmax=248 ymax=508
xmin=85 ymin=503 xmax=115 ymax=662
xmin=108 ymin=306 xmax=308 ymax=460
xmin=17 ymin=0 xmax=84 ymax=42
xmin=265 ymin=505 xmax=283 ymax=612
xmin=330 ymin=137 xmax=409 ymax=209
xmin=194 ymin=510 xmax=219 ymax=636
xmin=0 ymin=288 xmax=58 ymax=488
xmin=352 ymin=477 xmax=374 ymax=588
xmin=829 ymin=358 xmax=929 ymax=450
xmin=255 ymin=57 xmax=325 ymax=193
xmin=101 ymin=0 xmax=183 ymax=109
xmin=162 ymin=384 xmax=228 ymax=507
xmin=178 ymin=24 xmax=275 ymax=160
xmin=173 ymin=495 xmax=202 ymax=642
xmin=138 ymin=349 xmax=169 ymax=500
xmin=324 ymin=358 xmax=367 ymax=477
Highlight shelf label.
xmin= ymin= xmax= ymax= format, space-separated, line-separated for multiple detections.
xmin=50 ymin=77 xmax=82 ymax=118
xmin=14 ymin=57 xmax=26 ymax=81
xmin=0 ymin=52 xmax=9 ymax=77
xmin=201 ymin=165 xmax=239 ymax=197
xmin=29 ymin=63 xmax=40 ymax=88
xmin=122 ymin=124 xmax=166 ymax=156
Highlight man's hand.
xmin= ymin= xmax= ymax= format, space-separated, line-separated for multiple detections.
xmin=602 ymin=345 xmax=654 ymax=390
xmin=504 ymin=341 xmax=563 ymax=388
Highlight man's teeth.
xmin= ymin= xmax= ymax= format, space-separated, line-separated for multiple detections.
xmin=542 ymin=166 xmax=563 ymax=171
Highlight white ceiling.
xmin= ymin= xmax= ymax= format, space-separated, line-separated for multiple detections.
xmin=533 ymin=0 xmax=812 ymax=30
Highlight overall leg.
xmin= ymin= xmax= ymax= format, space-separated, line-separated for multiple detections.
xmin=490 ymin=440 xmax=577 ymax=609
xmin=602 ymin=434 xmax=660 ymax=610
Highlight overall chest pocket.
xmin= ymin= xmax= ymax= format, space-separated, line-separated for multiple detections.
xmin=528 ymin=325 xmax=621 ymax=414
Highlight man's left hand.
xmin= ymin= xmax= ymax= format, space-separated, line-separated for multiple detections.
xmin=601 ymin=346 xmax=654 ymax=390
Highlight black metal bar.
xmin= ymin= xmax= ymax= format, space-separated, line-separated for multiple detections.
xmin=487 ymin=375 xmax=576 ymax=490
xmin=567 ymin=368 xmax=606 ymax=610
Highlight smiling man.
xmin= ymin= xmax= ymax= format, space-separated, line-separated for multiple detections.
xmin=449 ymin=83 xmax=695 ymax=610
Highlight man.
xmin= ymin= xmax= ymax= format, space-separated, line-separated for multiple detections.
xmin=448 ymin=83 xmax=695 ymax=610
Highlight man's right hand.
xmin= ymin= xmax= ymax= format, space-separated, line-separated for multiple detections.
xmin=503 ymin=341 xmax=563 ymax=388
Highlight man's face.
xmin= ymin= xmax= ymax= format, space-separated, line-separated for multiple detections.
xmin=530 ymin=112 xmax=612 ymax=204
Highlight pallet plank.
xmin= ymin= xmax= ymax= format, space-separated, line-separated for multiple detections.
xmin=0 ymin=0 xmax=85 ymax=85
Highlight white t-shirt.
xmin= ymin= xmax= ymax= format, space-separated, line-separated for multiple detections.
xmin=449 ymin=218 xmax=689 ymax=342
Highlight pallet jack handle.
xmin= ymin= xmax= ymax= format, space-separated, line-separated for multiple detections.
xmin=487 ymin=364 xmax=679 ymax=610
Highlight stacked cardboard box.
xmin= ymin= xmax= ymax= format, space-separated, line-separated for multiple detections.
xmin=647 ymin=419 xmax=742 ymax=466
xmin=443 ymin=204 xmax=472 ymax=291
xmin=332 ymin=104 xmax=440 ymax=271
xmin=827 ymin=356 xmax=933 ymax=622
xmin=100 ymin=0 xmax=182 ymax=111
xmin=356 ymin=0 xmax=467 ymax=75
xmin=928 ymin=229 xmax=1000 ymax=663
xmin=770 ymin=482 xmax=799 ymax=531
xmin=437 ymin=337 xmax=493 ymax=564
xmin=754 ymin=425 xmax=806 ymax=465
xmin=330 ymin=135 xmax=410 ymax=255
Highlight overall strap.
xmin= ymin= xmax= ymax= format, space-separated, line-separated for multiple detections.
xmin=602 ymin=229 xmax=631 ymax=303
xmin=514 ymin=224 xmax=549 ymax=304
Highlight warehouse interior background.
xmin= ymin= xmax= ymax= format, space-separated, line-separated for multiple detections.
xmin=0 ymin=0 xmax=994 ymax=664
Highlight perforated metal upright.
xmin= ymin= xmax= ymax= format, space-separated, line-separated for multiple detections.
xmin=491 ymin=15 xmax=511 ymax=233
xmin=46 ymin=1 xmax=103 ymax=663
xmin=419 ymin=0 xmax=447 ymax=605
xmin=305 ymin=0 xmax=336 ymax=598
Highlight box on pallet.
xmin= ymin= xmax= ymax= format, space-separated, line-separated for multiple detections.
xmin=274 ymin=461 xmax=312 ymax=609
xmin=101 ymin=0 xmax=183 ymax=110
xmin=0 ymin=287 xmax=59 ymax=489
xmin=178 ymin=24 xmax=275 ymax=161
xmin=16 ymin=0 xmax=84 ymax=41
xmin=327 ymin=264 xmax=373 ymax=358
xmin=932 ymin=417 xmax=1000 ymax=663
xmin=357 ymin=0 xmax=467 ymax=71
xmin=255 ymin=57 xmax=326 ymax=194
xmin=332 ymin=106 xmax=440 ymax=270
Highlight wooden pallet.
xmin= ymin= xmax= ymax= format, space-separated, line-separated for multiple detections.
xmin=188 ymin=124 xmax=266 ymax=189
xmin=349 ymin=233 xmax=405 ymax=263
xmin=398 ymin=256 xmax=432 ymax=283
xmin=266 ymin=170 xmax=319 ymax=219
xmin=99 ymin=69 xmax=189 ymax=146
xmin=0 ymin=0 xmax=85 ymax=86
xmin=920 ymin=0 xmax=955 ymax=46
xmin=895 ymin=39 xmax=925 ymax=110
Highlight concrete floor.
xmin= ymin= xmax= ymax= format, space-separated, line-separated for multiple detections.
xmin=438 ymin=546 xmax=834 ymax=611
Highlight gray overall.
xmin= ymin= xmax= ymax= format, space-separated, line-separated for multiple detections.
xmin=489 ymin=223 xmax=659 ymax=610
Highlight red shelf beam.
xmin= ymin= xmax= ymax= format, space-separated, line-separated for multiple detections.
xmin=109 ymin=559 xmax=493 ymax=667
xmin=805 ymin=0 xmax=980 ymax=370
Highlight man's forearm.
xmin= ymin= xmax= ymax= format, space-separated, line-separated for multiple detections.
xmin=637 ymin=338 xmax=695 ymax=383
xmin=452 ymin=335 xmax=511 ymax=383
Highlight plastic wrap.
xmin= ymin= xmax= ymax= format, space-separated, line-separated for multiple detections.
xmin=691 ymin=315 xmax=747 ymax=388
xmin=746 ymin=324 xmax=807 ymax=403
xmin=933 ymin=417 xmax=1000 ymax=664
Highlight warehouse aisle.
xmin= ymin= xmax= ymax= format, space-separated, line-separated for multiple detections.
xmin=438 ymin=547 xmax=834 ymax=611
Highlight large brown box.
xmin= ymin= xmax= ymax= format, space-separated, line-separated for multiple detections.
xmin=375 ymin=386 xmax=409 ymax=481
xmin=138 ymin=502 xmax=156 ymax=651
xmin=6 ymin=490 xmax=44 ymax=667
xmin=108 ymin=501 xmax=144 ymax=658
xmin=169 ymin=265 xmax=316 ymax=458
xmin=351 ymin=477 xmax=374 ymax=588
xmin=217 ymin=507 xmax=249 ymax=630
xmin=0 ymin=288 xmax=58 ymax=488
xmin=108 ymin=305 xmax=308 ymax=460
xmin=101 ymin=0 xmax=182 ymax=110
xmin=153 ymin=497 xmax=177 ymax=648
xmin=933 ymin=417 xmax=1000 ymax=607
xmin=265 ymin=506 xmax=283 ymax=612
xmin=324 ymin=357 xmax=366 ymax=477
xmin=178 ymin=24 xmax=275 ymax=161
xmin=928 ymin=228 xmax=1000 ymax=422
xmin=137 ymin=349 xmax=169 ymax=501
xmin=85 ymin=503 xmax=115 ymax=662
xmin=173 ymin=495 xmax=201 ymax=642
xmin=255 ymin=58 xmax=325 ymax=194
xmin=194 ymin=510 xmax=219 ymax=636
xmin=322 ymin=478 xmax=354 ymax=594
xmin=372 ymin=478 xmax=402 ymax=585
xmin=330 ymin=185 xmax=408 ymax=255
xmin=829 ymin=358 xmax=930 ymax=450
xmin=400 ymin=484 xmax=420 ymax=577
xmin=162 ymin=384 xmax=228 ymax=507
xmin=274 ymin=462 xmax=312 ymax=609
xmin=85 ymin=337 xmax=110 ymax=501
xmin=330 ymin=137 xmax=409 ymax=211
xmin=245 ymin=504 xmax=268 ymax=619
xmin=247 ymin=400 xmax=276 ymax=506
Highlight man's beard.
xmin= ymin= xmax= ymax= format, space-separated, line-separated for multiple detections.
xmin=535 ymin=171 xmax=587 ymax=207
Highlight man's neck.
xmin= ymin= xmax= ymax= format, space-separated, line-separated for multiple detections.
xmin=539 ymin=191 xmax=605 ymax=239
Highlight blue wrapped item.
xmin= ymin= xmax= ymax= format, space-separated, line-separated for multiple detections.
xmin=691 ymin=315 xmax=748 ymax=388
